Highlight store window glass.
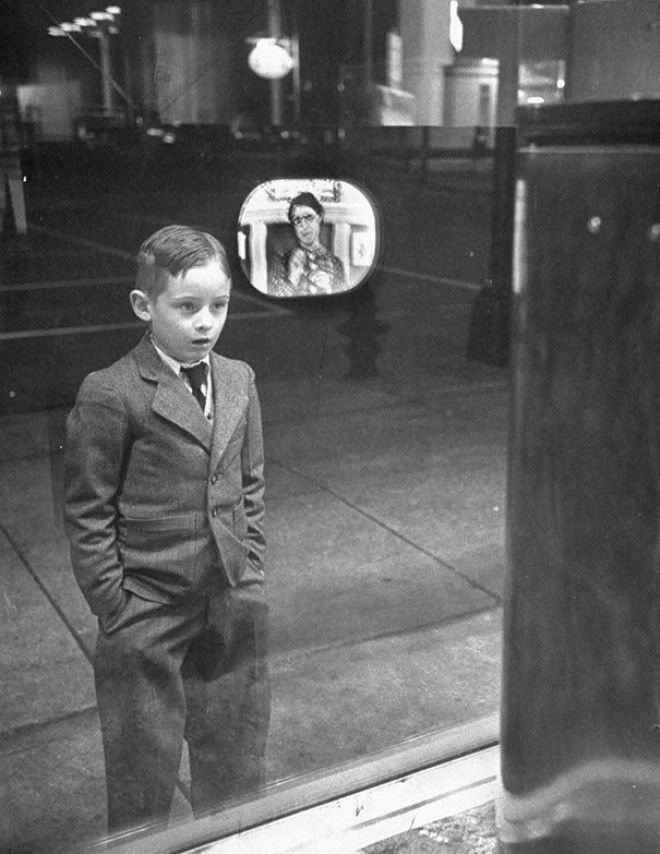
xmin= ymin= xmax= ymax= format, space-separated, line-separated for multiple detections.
xmin=0 ymin=131 xmax=505 ymax=854
xmin=15 ymin=0 xmax=660 ymax=849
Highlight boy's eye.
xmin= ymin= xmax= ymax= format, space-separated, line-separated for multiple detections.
xmin=179 ymin=302 xmax=196 ymax=312
xmin=212 ymin=300 xmax=229 ymax=311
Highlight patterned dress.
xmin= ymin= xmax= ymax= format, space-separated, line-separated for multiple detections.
xmin=269 ymin=245 xmax=347 ymax=297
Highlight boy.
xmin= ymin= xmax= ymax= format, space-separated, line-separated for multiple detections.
xmin=63 ymin=225 xmax=269 ymax=833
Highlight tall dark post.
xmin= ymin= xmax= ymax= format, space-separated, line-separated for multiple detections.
xmin=489 ymin=125 xmax=516 ymax=288
xmin=466 ymin=125 xmax=516 ymax=367
xmin=267 ymin=0 xmax=283 ymax=125
xmin=98 ymin=27 xmax=114 ymax=114
xmin=291 ymin=30 xmax=301 ymax=126
xmin=363 ymin=0 xmax=373 ymax=121
xmin=501 ymin=100 xmax=660 ymax=854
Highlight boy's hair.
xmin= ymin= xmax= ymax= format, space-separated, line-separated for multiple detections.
xmin=136 ymin=225 xmax=231 ymax=298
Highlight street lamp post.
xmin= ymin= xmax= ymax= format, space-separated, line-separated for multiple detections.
xmin=48 ymin=6 xmax=123 ymax=117
xmin=246 ymin=0 xmax=301 ymax=127
xmin=95 ymin=26 xmax=113 ymax=113
xmin=247 ymin=38 xmax=297 ymax=128
xmin=267 ymin=0 xmax=283 ymax=125
xmin=90 ymin=10 xmax=119 ymax=114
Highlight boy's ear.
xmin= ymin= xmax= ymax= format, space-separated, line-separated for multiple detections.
xmin=130 ymin=289 xmax=153 ymax=322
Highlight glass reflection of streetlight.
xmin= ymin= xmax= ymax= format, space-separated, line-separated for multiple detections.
xmin=247 ymin=38 xmax=294 ymax=80
xmin=47 ymin=7 xmax=122 ymax=115
xmin=246 ymin=35 xmax=300 ymax=126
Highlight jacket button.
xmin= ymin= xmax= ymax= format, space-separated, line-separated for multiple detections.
xmin=211 ymin=474 xmax=218 ymax=484
xmin=211 ymin=507 xmax=218 ymax=517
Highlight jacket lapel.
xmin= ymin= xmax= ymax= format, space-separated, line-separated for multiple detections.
xmin=209 ymin=353 xmax=247 ymax=473
xmin=134 ymin=335 xmax=213 ymax=451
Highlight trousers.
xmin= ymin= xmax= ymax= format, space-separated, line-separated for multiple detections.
xmin=93 ymin=582 xmax=270 ymax=833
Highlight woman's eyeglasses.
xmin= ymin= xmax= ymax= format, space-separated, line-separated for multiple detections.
xmin=290 ymin=213 xmax=317 ymax=227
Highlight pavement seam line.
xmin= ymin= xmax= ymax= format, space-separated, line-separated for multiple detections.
xmin=0 ymin=522 xmax=195 ymax=808
xmin=265 ymin=602 xmax=502 ymax=669
xmin=0 ymin=276 xmax=136 ymax=292
xmin=381 ymin=266 xmax=481 ymax=291
xmin=26 ymin=223 xmax=137 ymax=261
xmin=267 ymin=458 xmax=502 ymax=605
xmin=26 ymin=222 xmax=482 ymax=297
xmin=0 ymin=310 xmax=290 ymax=341
xmin=0 ymin=706 xmax=98 ymax=753
xmin=0 ymin=521 xmax=93 ymax=664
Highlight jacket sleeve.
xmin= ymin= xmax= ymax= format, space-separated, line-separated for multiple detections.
xmin=241 ymin=370 xmax=266 ymax=578
xmin=63 ymin=375 xmax=130 ymax=620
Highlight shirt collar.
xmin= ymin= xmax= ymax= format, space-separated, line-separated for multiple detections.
xmin=150 ymin=336 xmax=210 ymax=376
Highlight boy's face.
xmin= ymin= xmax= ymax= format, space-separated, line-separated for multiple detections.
xmin=130 ymin=259 xmax=230 ymax=364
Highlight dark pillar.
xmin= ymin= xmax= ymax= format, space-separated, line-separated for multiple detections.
xmin=466 ymin=125 xmax=516 ymax=367
xmin=500 ymin=100 xmax=660 ymax=853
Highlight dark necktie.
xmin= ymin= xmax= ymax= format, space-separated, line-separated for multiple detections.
xmin=181 ymin=363 xmax=207 ymax=411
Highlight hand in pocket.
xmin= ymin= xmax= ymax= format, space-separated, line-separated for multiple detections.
xmin=199 ymin=585 xmax=268 ymax=682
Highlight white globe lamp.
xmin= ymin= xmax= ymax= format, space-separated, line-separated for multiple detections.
xmin=248 ymin=39 xmax=293 ymax=80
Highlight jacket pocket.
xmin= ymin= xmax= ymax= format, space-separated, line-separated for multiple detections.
xmin=121 ymin=514 xmax=199 ymax=532
xmin=117 ymin=513 xmax=210 ymax=595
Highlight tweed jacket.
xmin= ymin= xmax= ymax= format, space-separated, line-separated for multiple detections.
xmin=63 ymin=334 xmax=266 ymax=624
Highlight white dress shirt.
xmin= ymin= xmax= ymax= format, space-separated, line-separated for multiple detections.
xmin=150 ymin=338 xmax=214 ymax=421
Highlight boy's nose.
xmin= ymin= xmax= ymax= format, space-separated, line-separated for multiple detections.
xmin=195 ymin=309 xmax=213 ymax=329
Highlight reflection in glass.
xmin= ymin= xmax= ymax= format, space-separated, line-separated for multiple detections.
xmin=270 ymin=191 xmax=347 ymax=296
xmin=337 ymin=281 xmax=391 ymax=378
xmin=237 ymin=179 xmax=378 ymax=298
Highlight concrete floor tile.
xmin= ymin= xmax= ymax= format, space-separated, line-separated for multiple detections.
xmin=0 ymin=591 xmax=87 ymax=669
xmin=266 ymin=406 xmax=506 ymax=477
xmin=266 ymin=609 xmax=502 ymax=780
xmin=265 ymin=461 xmax=324 ymax=501
xmin=445 ymin=542 xmax=506 ymax=599
xmin=370 ymin=367 xmax=508 ymax=404
xmin=274 ymin=418 xmax=505 ymax=545
xmin=357 ymin=475 xmax=505 ymax=537
xmin=1 ymin=657 xmax=95 ymax=736
xmin=1 ymin=537 xmax=52 ymax=608
xmin=278 ymin=452 xmax=506 ymax=588
xmin=0 ymin=546 xmax=94 ymax=732
xmin=259 ymin=376 xmax=400 ymax=424
xmin=0 ymin=413 xmax=51 ymax=461
xmin=0 ymin=409 xmax=68 ymax=461
xmin=17 ymin=540 xmax=98 ymax=656
xmin=0 ymin=488 xmax=90 ymax=645
xmin=0 ymin=458 xmax=63 ymax=538
xmin=264 ymin=492 xmax=496 ymax=655
xmin=422 ymin=387 xmax=510 ymax=428
xmin=295 ymin=446 xmax=505 ymax=503
xmin=0 ymin=710 xmax=106 ymax=854
xmin=382 ymin=509 xmax=505 ymax=593
xmin=264 ymin=403 xmax=446 ymax=465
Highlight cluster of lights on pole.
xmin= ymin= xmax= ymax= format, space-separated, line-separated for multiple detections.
xmin=47 ymin=6 xmax=121 ymax=37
